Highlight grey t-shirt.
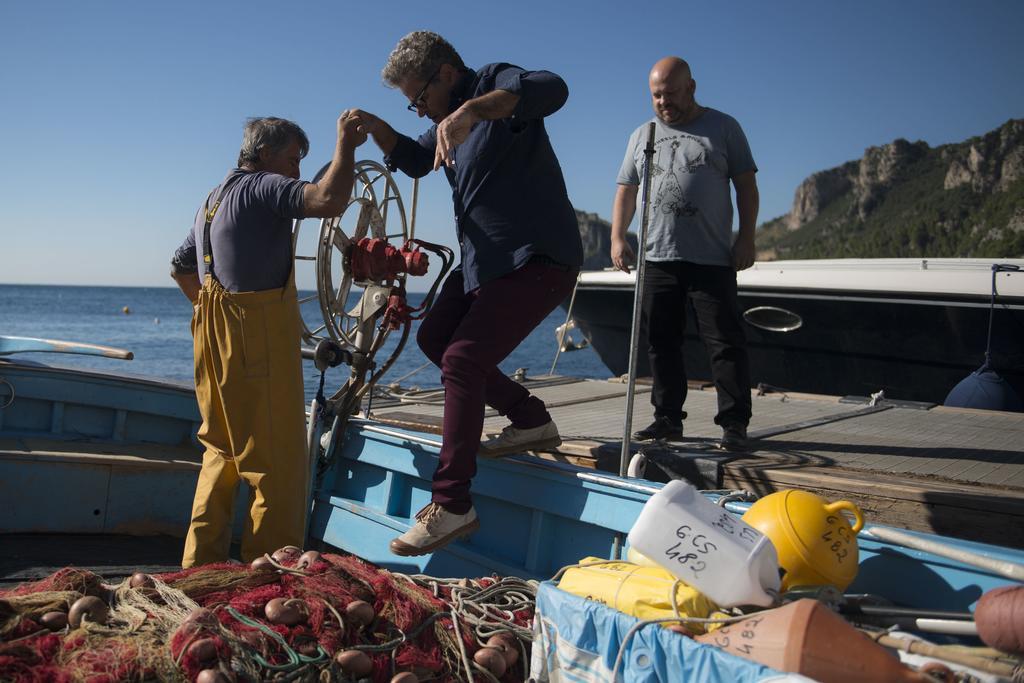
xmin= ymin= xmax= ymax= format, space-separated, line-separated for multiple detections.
xmin=617 ymin=109 xmax=756 ymax=266
xmin=172 ymin=169 xmax=308 ymax=292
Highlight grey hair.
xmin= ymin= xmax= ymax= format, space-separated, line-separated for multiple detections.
xmin=237 ymin=117 xmax=309 ymax=167
xmin=381 ymin=31 xmax=465 ymax=87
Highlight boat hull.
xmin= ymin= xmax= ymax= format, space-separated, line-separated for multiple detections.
xmin=566 ymin=259 xmax=1024 ymax=403
xmin=0 ymin=358 xmax=251 ymax=539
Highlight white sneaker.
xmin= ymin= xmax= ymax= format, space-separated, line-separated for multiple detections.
xmin=389 ymin=503 xmax=480 ymax=556
xmin=479 ymin=421 xmax=562 ymax=458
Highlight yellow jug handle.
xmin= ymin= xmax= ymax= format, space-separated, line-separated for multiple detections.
xmin=824 ymin=500 xmax=865 ymax=533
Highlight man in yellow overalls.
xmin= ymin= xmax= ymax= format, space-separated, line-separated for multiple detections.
xmin=170 ymin=113 xmax=365 ymax=567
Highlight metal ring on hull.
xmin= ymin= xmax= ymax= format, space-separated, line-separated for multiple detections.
xmin=743 ymin=305 xmax=804 ymax=333
xmin=291 ymin=160 xmax=409 ymax=345
xmin=0 ymin=378 xmax=14 ymax=409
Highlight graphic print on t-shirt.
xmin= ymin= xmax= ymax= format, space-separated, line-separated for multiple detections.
xmin=653 ymin=134 xmax=711 ymax=219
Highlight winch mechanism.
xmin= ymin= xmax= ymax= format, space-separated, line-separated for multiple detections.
xmin=292 ymin=160 xmax=453 ymax=483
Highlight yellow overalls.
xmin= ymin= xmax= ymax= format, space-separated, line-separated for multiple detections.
xmin=182 ymin=201 xmax=308 ymax=567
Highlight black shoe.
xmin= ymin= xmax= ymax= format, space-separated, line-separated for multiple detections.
xmin=633 ymin=417 xmax=683 ymax=441
xmin=720 ymin=424 xmax=748 ymax=451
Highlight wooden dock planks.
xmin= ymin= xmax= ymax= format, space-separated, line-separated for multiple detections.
xmin=368 ymin=375 xmax=1024 ymax=548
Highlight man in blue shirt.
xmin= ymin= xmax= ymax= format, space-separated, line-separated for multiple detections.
xmin=350 ymin=31 xmax=582 ymax=556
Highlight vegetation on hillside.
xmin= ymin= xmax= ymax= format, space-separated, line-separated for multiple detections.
xmin=756 ymin=121 xmax=1024 ymax=259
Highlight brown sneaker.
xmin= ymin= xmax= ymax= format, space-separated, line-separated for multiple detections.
xmin=478 ymin=420 xmax=561 ymax=458
xmin=389 ymin=503 xmax=480 ymax=556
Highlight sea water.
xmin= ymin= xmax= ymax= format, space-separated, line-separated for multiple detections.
xmin=0 ymin=284 xmax=610 ymax=403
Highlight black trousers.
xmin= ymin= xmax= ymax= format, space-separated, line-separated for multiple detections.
xmin=641 ymin=260 xmax=752 ymax=427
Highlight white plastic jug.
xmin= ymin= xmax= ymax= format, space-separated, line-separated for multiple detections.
xmin=626 ymin=480 xmax=781 ymax=607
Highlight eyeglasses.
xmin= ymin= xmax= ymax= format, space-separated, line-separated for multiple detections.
xmin=406 ymin=67 xmax=441 ymax=112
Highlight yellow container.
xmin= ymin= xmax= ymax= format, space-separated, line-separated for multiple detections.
xmin=741 ymin=490 xmax=864 ymax=591
xmin=557 ymin=557 xmax=726 ymax=635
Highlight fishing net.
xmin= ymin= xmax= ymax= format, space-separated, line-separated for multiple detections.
xmin=0 ymin=551 xmax=537 ymax=682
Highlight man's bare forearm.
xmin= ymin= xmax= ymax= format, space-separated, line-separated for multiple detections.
xmin=171 ymin=271 xmax=201 ymax=304
xmin=735 ymin=183 xmax=759 ymax=239
xmin=304 ymin=111 xmax=367 ymax=217
xmin=612 ymin=185 xmax=638 ymax=240
xmin=304 ymin=135 xmax=360 ymax=218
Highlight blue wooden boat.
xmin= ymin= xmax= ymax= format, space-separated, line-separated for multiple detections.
xmin=309 ymin=418 xmax=1024 ymax=680
xmin=0 ymin=336 xmax=236 ymax=581
xmin=0 ymin=337 xmax=202 ymax=538
xmin=309 ymin=418 xmax=1022 ymax=613
xmin=4 ymin=333 xmax=1023 ymax=680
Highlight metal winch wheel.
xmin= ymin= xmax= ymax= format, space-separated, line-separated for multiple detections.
xmin=292 ymin=160 xmax=409 ymax=346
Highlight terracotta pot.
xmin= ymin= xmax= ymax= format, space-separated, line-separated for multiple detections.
xmin=695 ymin=599 xmax=927 ymax=682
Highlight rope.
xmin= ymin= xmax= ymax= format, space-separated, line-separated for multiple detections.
xmin=399 ymin=574 xmax=539 ymax=642
xmin=448 ymin=606 xmax=476 ymax=682
xmin=389 ymin=359 xmax=434 ymax=386
xmin=224 ymin=607 xmax=328 ymax=672
xmin=609 ymin=613 xmax=758 ymax=683
xmin=390 ymin=573 xmax=539 ymax=681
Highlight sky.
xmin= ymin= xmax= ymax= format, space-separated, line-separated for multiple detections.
xmin=1 ymin=0 xmax=1022 ymax=291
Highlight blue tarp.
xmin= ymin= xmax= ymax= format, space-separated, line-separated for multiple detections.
xmin=530 ymin=582 xmax=802 ymax=682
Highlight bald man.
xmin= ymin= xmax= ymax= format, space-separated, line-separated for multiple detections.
xmin=611 ymin=57 xmax=759 ymax=450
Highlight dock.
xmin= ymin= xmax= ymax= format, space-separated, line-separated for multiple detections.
xmin=369 ymin=374 xmax=1024 ymax=549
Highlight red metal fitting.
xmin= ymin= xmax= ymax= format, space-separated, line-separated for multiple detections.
xmin=348 ymin=238 xmax=430 ymax=281
xmin=402 ymin=244 xmax=429 ymax=276
xmin=383 ymin=291 xmax=414 ymax=330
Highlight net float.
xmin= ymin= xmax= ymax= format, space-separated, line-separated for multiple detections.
xmin=68 ymin=595 xmax=108 ymax=627
xmin=974 ymin=584 xmax=1024 ymax=655
xmin=473 ymin=646 xmax=507 ymax=677
xmin=271 ymin=545 xmax=303 ymax=564
xmin=40 ymin=611 xmax=68 ymax=631
xmin=334 ymin=649 xmax=373 ymax=677
xmin=264 ymin=597 xmax=308 ymax=626
xmin=345 ymin=600 xmax=375 ymax=628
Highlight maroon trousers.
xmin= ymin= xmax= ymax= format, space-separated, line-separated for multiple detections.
xmin=416 ymin=261 xmax=578 ymax=513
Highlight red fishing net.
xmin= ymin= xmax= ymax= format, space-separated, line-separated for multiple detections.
xmin=0 ymin=551 xmax=536 ymax=682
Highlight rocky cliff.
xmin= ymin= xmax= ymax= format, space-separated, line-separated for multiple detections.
xmin=758 ymin=119 xmax=1024 ymax=259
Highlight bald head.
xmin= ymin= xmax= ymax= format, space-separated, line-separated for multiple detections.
xmin=648 ymin=56 xmax=699 ymax=125
xmin=649 ymin=57 xmax=692 ymax=85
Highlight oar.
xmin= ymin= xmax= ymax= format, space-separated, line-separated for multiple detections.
xmin=0 ymin=335 xmax=133 ymax=360
xmin=854 ymin=615 xmax=977 ymax=636
xmin=841 ymin=603 xmax=974 ymax=622
xmin=867 ymin=632 xmax=1018 ymax=678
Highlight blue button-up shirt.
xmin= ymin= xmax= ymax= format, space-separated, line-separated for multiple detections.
xmin=385 ymin=63 xmax=582 ymax=292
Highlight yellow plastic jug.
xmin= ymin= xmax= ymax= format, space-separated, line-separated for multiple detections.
xmin=557 ymin=557 xmax=727 ymax=634
xmin=741 ymin=490 xmax=864 ymax=591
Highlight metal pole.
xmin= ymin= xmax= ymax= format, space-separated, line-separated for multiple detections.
xmin=619 ymin=122 xmax=658 ymax=477
xmin=409 ymin=177 xmax=419 ymax=240
xmin=611 ymin=122 xmax=656 ymax=562
xmin=862 ymin=526 xmax=1024 ymax=581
